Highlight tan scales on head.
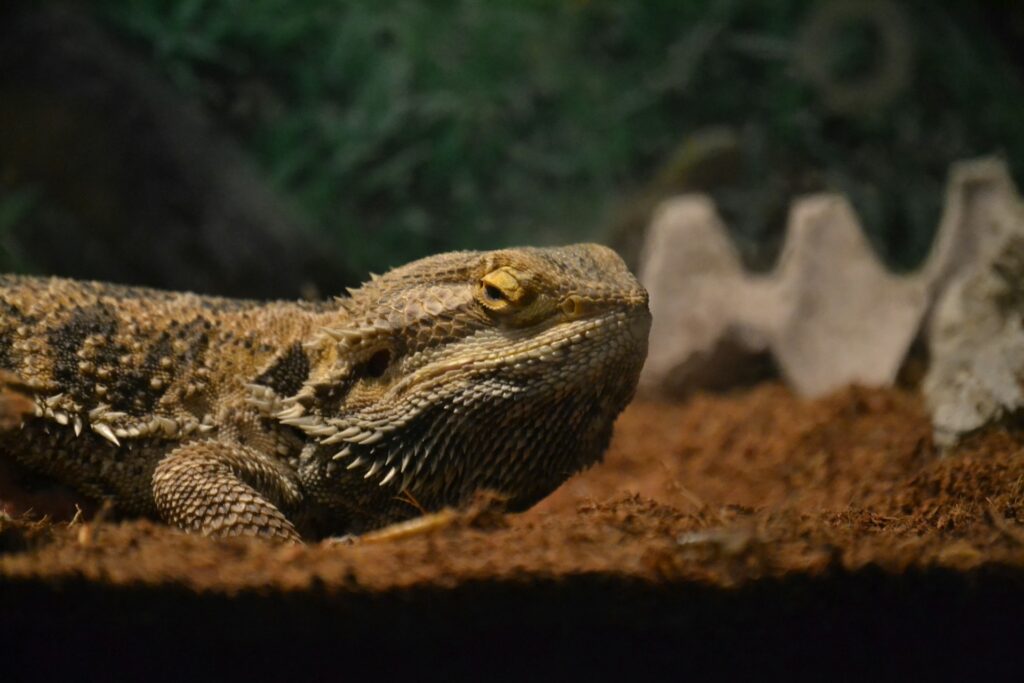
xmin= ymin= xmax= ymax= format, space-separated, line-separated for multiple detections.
xmin=0 ymin=243 xmax=650 ymax=538
xmin=291 ymin=244 xmax=651 ymax=519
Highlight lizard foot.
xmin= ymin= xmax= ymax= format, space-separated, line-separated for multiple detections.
xmin=153 ymin=440 xmax=304 ymax=542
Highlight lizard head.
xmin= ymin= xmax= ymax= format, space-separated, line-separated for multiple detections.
xmin=291 ymin=243 xmax=650 ymax=516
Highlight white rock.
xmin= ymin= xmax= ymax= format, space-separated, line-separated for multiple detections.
xmin=639 ymin=157 xmax=1022 ymax=402
xmin=923 ymin=208 xmax=1024 ymax=446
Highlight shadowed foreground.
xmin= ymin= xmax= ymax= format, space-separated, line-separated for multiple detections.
xmin=3 ymin=384 xmax=1023 ymax=679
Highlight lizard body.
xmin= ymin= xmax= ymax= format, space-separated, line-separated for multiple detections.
xmin=0 ymin=244 xmax=650 ymax=541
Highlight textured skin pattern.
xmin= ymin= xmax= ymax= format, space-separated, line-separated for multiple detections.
xmin=154 ymin=441 xmax=303 ymax=541
xmin=0 ymin=244 xmax=650 ymax=540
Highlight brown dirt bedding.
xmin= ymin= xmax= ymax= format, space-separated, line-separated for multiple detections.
xmin=3 ymin=383 xmax=1024 ymax=679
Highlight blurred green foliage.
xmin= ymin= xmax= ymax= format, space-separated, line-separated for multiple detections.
xmin=0 ymin=184 xmax=39 ymax=272
xmin=0 ymin=187 xmax=35 ymax=272
xmin=88 ymin=0 xmax=1024 ymax=273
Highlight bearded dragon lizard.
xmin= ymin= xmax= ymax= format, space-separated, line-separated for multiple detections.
xmin=0 ymin=244 xmax=650 ymax=541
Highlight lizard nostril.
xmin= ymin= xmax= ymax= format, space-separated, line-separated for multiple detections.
xmin=561 ymin=296 xmax=585 ymax=319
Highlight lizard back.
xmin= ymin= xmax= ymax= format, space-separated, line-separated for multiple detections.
xmin=0 ymin=245 xmax=650 ymax=539
xmin=0 ymin=274 xmax=337 ymax=513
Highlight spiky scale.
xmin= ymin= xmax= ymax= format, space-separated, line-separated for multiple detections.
xmin=380 ymin=467 xmax=398 ymax=486
xmin=0 ymin=244 xmax=649 ymax=540
xmin=92 ymin=422 xmax=120 ymax=446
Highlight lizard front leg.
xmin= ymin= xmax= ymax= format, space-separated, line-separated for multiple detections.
xmin=152 ymin=440 xmax=304 ymax=542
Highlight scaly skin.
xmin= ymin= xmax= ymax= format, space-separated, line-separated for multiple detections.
xmin=0 ymin=244 xmax=650 ymax=541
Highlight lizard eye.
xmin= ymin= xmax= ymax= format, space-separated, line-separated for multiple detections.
xmin=477 ymin=267 xmax=530 ymax=312
xmin=483 ymin=283 xmax=506 ymax=303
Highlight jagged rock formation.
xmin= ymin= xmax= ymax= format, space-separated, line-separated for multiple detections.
xmin=639 ymin=158 xmax=1023 ymax=400
xmin=924 ymin=218 xmax=1024 ymax=447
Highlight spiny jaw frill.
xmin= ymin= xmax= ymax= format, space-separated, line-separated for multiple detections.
xmin=291 ymin=244 xmax=651 ymax=510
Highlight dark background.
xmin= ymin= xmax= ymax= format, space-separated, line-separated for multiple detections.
xmin=1 ymin=0 xmax=1022 ymax=297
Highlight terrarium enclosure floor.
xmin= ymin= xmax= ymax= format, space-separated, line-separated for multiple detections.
xmin=3 ymin=384 xmax=1024 ymax=678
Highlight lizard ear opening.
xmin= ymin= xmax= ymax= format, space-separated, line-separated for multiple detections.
xmin=365 ymin=348 xmax=391 ymax=378
xmin=347 ymin=346 xmax=393 ymax=382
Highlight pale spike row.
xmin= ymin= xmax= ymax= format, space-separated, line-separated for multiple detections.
xmin=87 ymin=404 xmax=111 ymax=420
xmin=279 ymin=415 xmax=321 ymax=428
xmin=277 ymin=413 xmax=318 ymax=430
xmin=243 ymin=383 xmax=277 ymax=400
xmin=379 ymin=467 xmax=398 ymax=486
xmin=363 ymin=460 xmax=381 ymax=479
xmin=244 ymin=394 xmax=284 ymax=415
xmin=352 ymin=430 xmax=385 ymax=445
xmin=331 ymin=297 xmax=356 ymax=315
xmin=34 ymin=400 xmax=69 ymax=425
xmin=270 ymin=385 xmax=308 ymax=401
xmin=290 ymin=386 xmax=317 ymax=405
xmin=90 ymin=415 xmax=204 ymax=442
xmin=156 ymin=417 xmax=178 ymax=436
xmin=276 ymin=404 xmax=307 ymax=420
xmin=84 ymin=405 xmax=130 ymax=425
xmin=273 ymin=391 xmax=319 ymax=415
xmin=29 ymin=395 xmax=154 ymax=441
xmin=331 ymin=446 xmax=352 ymax=461
xmin=332 ymin=275 xmax=378 ymax=303
xmin=249 ymin=382 xmax=328 ymax=412
xmin=409 ymin=447 xmax=430 ymax=478
xmin=307 ymin=325 xmax=385 ymax=354
xmin=305 ymin=425 xmax=339 ymax=437
xmin=346 ymin=456 xmax=365 ymax=470
xmin=423 ymin=444 xmax=444 ymax=475
xmin=342 ymin=429 xmax=372 ymax=444
xmin=246 ymin=398 xmax=275 ymax=414
xmin=301 ymin=338 xmax=325 ymax=352
xmin=324 ymin=412 xmax=410 ymax=431
xmin=319 ymin=326 xmax=367 ymax=344
xmin=92 ymin=422 xmax=120 ymax=446
xmin=297 ymin=417 xmax=395 ymax=447
xmin=276 ymin=408 xmax=404 ymax=449
xmin=334 ymin=425 xmax=363 ymax=440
